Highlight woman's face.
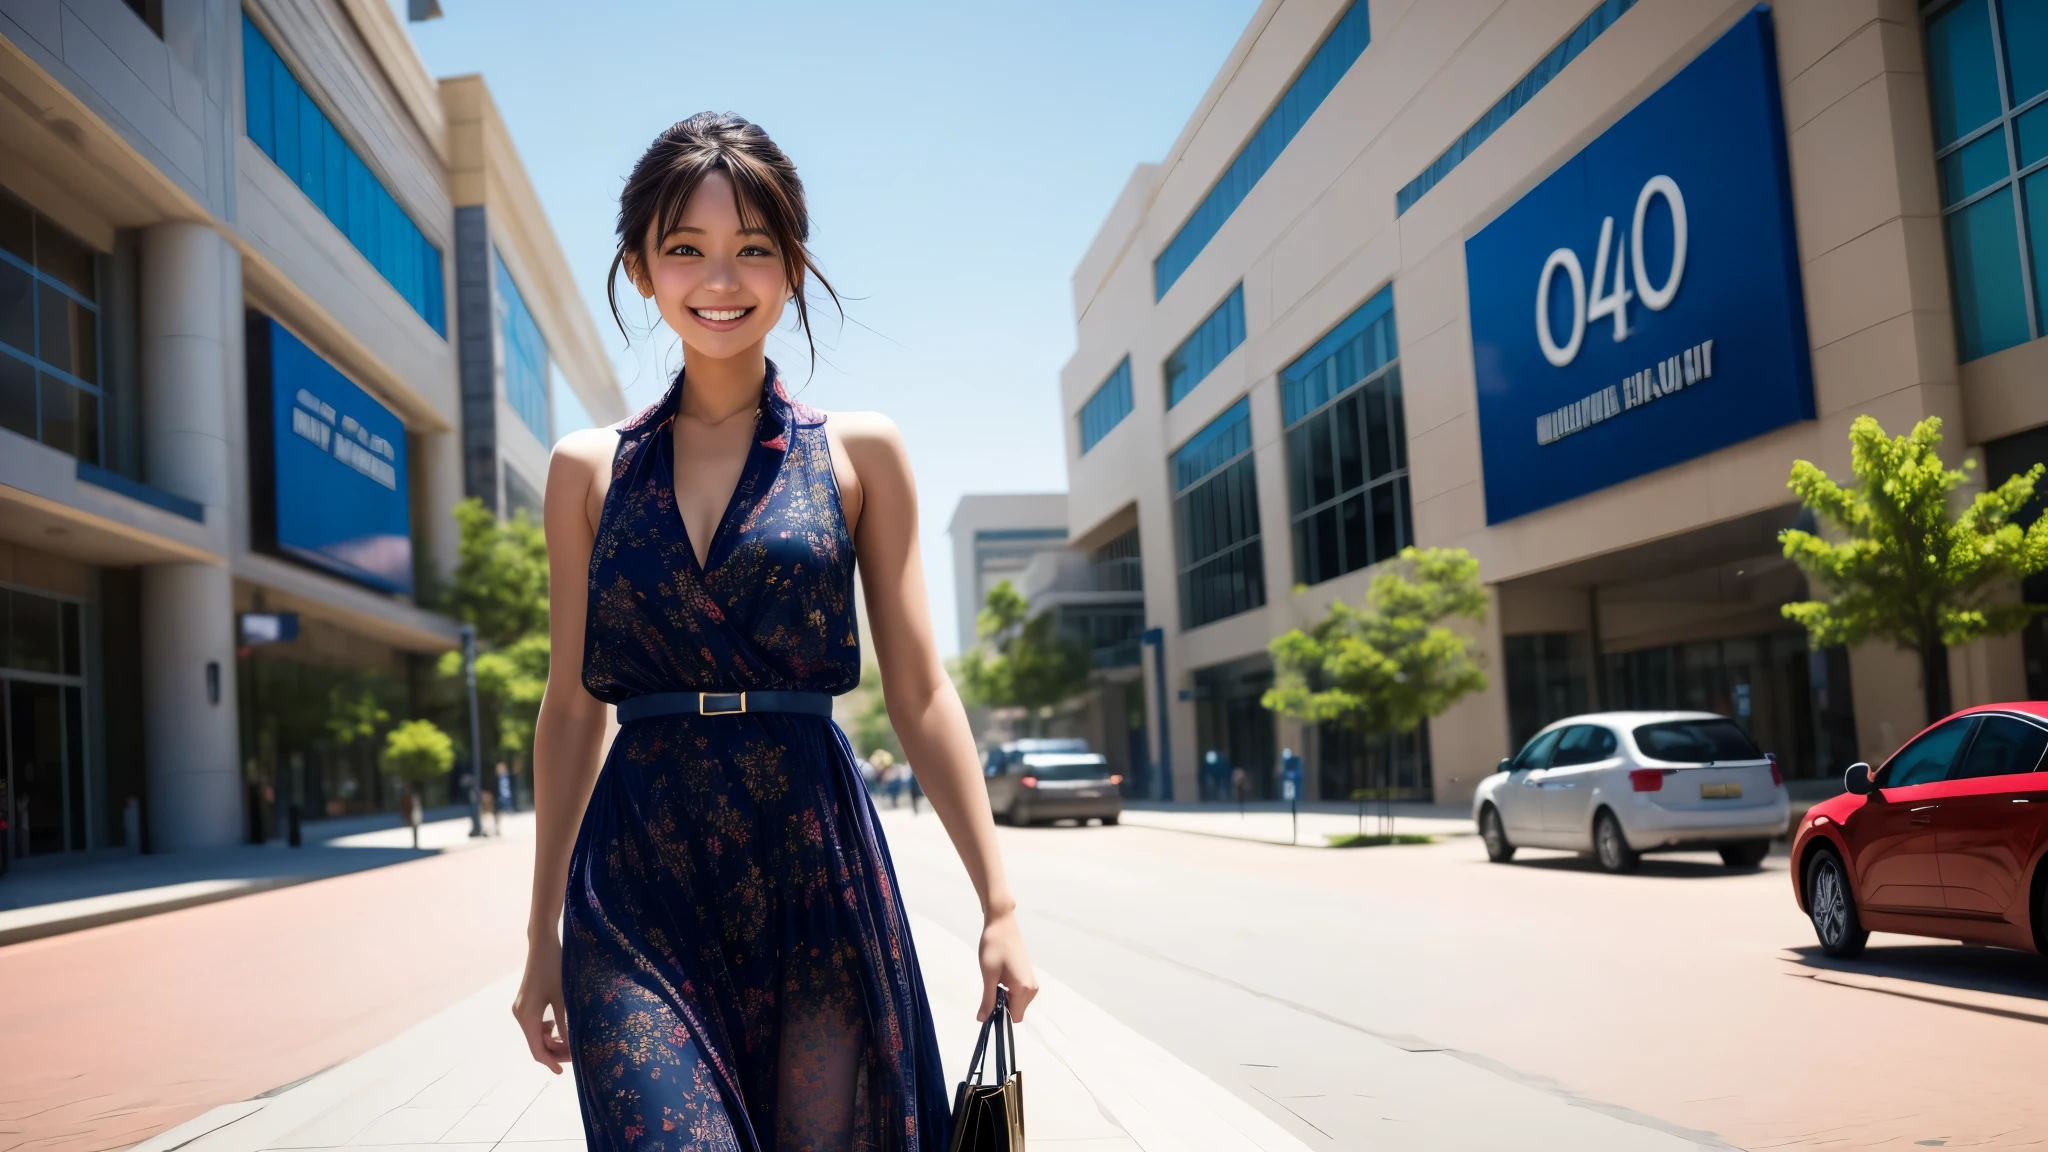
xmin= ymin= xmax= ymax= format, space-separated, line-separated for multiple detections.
xmin=633 ymin=170 xmax=791 ymax=362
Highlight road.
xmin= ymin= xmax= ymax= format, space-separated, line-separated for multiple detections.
xmin=879 ymin=808 xmax=2048 ymax=1150
xmin=7 ymin=806 xmax=2048 ymax=1151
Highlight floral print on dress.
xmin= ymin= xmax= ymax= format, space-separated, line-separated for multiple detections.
xmin=564 ymin=364 xmax=948 ymax=1152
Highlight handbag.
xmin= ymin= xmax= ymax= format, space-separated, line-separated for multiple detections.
xmin=947 ymin=984 xmax=1024 ymax=1152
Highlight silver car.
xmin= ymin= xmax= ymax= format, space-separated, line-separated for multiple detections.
xmin=983 ymin=741 xmax=1124 ymax=827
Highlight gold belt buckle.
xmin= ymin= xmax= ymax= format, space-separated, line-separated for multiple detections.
xmin=698 ymin=691 xmax=747 ymax=716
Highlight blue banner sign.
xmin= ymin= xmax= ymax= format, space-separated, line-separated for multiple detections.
xmin=251 ymin=315 xmax=413 ymax=594
xmin=1465 ymin=6 xmax=1813 ymax=524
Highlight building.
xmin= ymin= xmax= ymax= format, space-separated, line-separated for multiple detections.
xmin=0 ymin=0 xmax=624 ymax=863
xmin=947 ymin=493 xmax=1150 ymax=779
xmin=1061 ymin=0 xmax=2045 ymax=806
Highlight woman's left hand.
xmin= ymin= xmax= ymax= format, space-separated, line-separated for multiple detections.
xmin=977 ymin=906 xmax=1039 ymax=1022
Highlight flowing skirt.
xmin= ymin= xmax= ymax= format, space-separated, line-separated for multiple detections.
xmin=563 ymin=713 xmax=950 ymax=1151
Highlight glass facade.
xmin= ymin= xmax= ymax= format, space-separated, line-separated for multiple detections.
xmin=1316 ymin=722 xmax=1432 ymax=802
xmin=1397 ymin=0 xmax=1639 ymax=216
xmin=0 ymin=190 xmax=101 ymax=463
xmin=242 ymin=14 xmax=446 ymax=335
xmin=1153 ymin=0 xmax=1372 ymax=299
xmin=1604 ymin=634 xmax=1858 ymax=781
xmin=1078 ymin=356 xmax=1133 ymax=453
xmin=1281 ymin=286 xmax=1412 ymax=586
xmin=1164 ymin=284 xmax=1246 ymax=408
xmin=495 ymin=249 xmax=550 ymax=443
xmin=1173 ymin=398 xmax=1265 ymax=629
xmin=1504 ymin=632 xmax=1592 ymax=751
xmin=1193 ymin=656 xmax=1276 ymax=800
xmin=1 ymin=586 xmax=90 ymax=865
xmin=1926 ymin=0 xmax=2048 ymax=359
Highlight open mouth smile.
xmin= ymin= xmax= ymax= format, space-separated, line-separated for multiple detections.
xmin=690 ymin=306 xmax=754 ymax=330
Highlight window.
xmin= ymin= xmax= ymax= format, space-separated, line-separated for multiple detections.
xmin=1172 ymin=398 xmax=1265 ymax=628
xmin=1925 ymin=0 xmax=2048 ymax=359
xmin=242 ymin=14 xmax=445 ymax=336
xmin=1505 ymin=633 xmax=1592 ymax=751
xmin=1078 ymin=357 xmax=1132 ymax=453
xmin=1551 ymin=725 xmax=1619 ymax=767
xmin=495 ymin=250 xmax=549 ymax=443
xmin=1398 ymin=0 xmax=1639 ymax=216
xmin=1165 ymin=284 xmax=1246 ymax=408
xmin=1512 ymin=727 xmax=1564 ymax=771
xmin=1281 ymin=285 xmax=1410 ymax=586
xmin=1091 ymin=527 xmax=1143 ymax=592
xmin=1954 ymin=714 xmax=2048 ymax=778
xmin=0 ymin=190 xmax=101 ymax=463
xmin=1153 ymin=1 xmax=1371 ymax=299
xmin=122 ymin=0 xmax=164 ymax=37
xmin=1632 ymin=719 xmax=1765 ymax=763
xmin=1879 ymin=718 xmax=1975 ymax=786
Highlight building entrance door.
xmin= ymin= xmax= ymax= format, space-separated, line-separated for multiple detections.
xmin=6 ymin=679 xmax=83 ymax=861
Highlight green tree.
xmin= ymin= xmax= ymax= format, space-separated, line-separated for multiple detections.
xmin=1262 ymin=547 xmax=1489 ymax=823
xmin=846 ymin=660 xmax=900 ymax=762
xmin=955 ymin=580 xmax=1091 ymax=735
xmin=447 ymin=498 xmax=549 ymax=648
xmin=380 ymin=719 xmax=455 ymax=849
xmin=1779 ymin=414 xmax=2048 ymax=723
xmin=437 ymin=497 xmax=551 ymax=776
xmin=326 ymin=671 xmax=402 ymax=808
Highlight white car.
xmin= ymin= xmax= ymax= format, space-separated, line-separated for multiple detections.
xmin=1471 ymin=711 xmax=1790 ymax=872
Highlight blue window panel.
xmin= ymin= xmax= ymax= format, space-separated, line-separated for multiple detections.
xmin=1078 ymin=356 xmax=1132 ymax=454
xmin=1164 ymin=284 xmax=1246 ymax=408
xmin=2003 ymin=0 xmax=2048 ymax=107
xmin=1929 ymin=0 xmax=2003 ymax=148
xmin=1172 ymin=397 xmax=1253 ymax=493
xmin=2018 ymin=101 xmax=2048 ymax=167
xmin=241 ymin=15 xmax=445 ymax=336
xmin=1398 ymin=0 xmax=1638 ymax=216
xmin=1940 ymin=130 xmax=2013 ymax=207
xmin=1282 ymin=285 xmax=1397 ymax=425
xmin=243 ymin=27 xmax=273 ymax=156
xmin=1947 ymin=186 xmax=2030 ymax=359
xmin=1153 ymin=0 xmax=1371 ymax=299
xmin=496 ymin=249 xmax=550 ymax=441
xmin=2025 ymin=169 xmax=2048 ymax=336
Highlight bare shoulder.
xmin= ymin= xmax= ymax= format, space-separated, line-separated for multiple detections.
xmin=547 ymin=426 xmax=619 ymax=530
xmin=827 ymin=410 xmax=909 ymax=471
xmin=550 ymin=425 xmax=617 ymax=474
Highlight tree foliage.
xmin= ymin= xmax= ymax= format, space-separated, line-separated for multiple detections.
xmin=955 ymin=580 xmax=1092 ymax=728
xmin=1779 ymin=415 xmax=2048 ymax=719
xmin=438 ymin=498 xmax=552 ymax=763
xmin=1262 ymin=547 xmax=1489 ymax=740
xmin=381 ymin=718 xmax=455 ymax=848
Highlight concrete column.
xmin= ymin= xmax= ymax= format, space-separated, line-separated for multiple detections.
xmin=140 ymin=222 xmax=242 ymax=851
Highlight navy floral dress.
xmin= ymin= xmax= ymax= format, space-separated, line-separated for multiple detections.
xmin=564 ymin=366 xmax=949 ymax=1151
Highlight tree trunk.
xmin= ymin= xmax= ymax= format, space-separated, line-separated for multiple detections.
xmin=1919 ymin=642 xmax=1953 ymax=726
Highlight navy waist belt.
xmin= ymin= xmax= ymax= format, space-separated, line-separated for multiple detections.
xmin=615 ymin=691 xmax=834 ymax=724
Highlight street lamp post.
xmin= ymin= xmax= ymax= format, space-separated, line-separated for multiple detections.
xmin=459 ymin=624 xmax=485 ymax=838
xmin=1141 ymin=627 xmax=1172 ymax=802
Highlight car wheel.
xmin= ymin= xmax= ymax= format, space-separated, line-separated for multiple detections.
xmin=1101 ymin=813 xmax=1120 ymax=826
xmin=1594 ymin=809 xmax=1640 ymax=873
xmin=1012 ymin=807 xmax=1033 ymax=828
xmin=1479 ymin=804 xmax=1515 ymax=863
xmin=1720 ymin=840 xmax=1771 ymax=869
xmin=1805 ymin=848 xmax=1868 ymax=958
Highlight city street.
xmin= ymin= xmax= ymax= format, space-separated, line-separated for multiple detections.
xmin=7 ymin=807 xmax=2048 ymax=1151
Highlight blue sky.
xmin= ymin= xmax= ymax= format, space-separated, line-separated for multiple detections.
xmin=396 ymin=0 xmax=1259 ymax=653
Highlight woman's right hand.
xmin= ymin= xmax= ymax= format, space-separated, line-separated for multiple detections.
xmin=512 ymin=937 xmax=570 ymax=1073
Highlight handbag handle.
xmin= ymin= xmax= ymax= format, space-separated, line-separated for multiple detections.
xmin=964 ymin=984 xmax=1018 ymax=1085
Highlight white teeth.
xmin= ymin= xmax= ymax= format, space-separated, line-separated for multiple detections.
xmin=694 ymin=308 xmax=749 ymax=322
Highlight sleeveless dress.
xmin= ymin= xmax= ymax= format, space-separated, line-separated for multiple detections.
xmin=563 ymin=366 xmax=950 ymax=1151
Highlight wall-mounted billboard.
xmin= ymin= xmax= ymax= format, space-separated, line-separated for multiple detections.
xmin=247 ymin=313 xmax=413 ymax=594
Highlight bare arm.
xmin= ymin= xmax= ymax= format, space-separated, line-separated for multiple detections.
xmin=511 ymin=426 xmax=615 ymax=1071
xmin=835 ymin=412 xmax=1039 ymax=1021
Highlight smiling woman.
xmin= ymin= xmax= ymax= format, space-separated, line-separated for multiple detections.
xmin=512 ymin=112 xmax=1036 ymax=1152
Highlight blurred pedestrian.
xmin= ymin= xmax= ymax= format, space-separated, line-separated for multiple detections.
xmin=495 ymin=763 xmax=514 ymax=833
xmin=1230 ymin=763 xmax=1250 ymax=813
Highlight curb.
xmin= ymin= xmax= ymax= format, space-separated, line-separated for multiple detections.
xmin=0 ymin=875 xmax=316 ymax=948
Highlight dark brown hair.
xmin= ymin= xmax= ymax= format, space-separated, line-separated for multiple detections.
xmin=608 ymin=111 xmax=840 ymax=368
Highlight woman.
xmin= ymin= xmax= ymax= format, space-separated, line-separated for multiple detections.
xmin=511 ymin=112 xmax=1037 ymax=1151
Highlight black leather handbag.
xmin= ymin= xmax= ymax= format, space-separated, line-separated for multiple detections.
xmin=947 ymin=985 xmax=1024 ymax=1152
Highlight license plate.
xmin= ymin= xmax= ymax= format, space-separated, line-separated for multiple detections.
xmin=1700 ymin=782 xmax=1742 ymax=800
xmin=1076 ymin=791 xmax=1101 ymax=799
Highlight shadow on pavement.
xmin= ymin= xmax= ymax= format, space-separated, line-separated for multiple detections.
xmin=1499 ymin=848 xmax=1783 ymax=879
xmin=1785 ymin=942 xmax=2048 ymax=1003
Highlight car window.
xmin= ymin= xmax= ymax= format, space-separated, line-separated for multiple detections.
xmin=1632 ymin=719 xmax=1762 ymax=763
xmin=1881 ymin=718 xmax=1976 ymax=787
xmin=1512 ymin=728 xmax=1564 ymax=771
xmin=1020 ymin=755 xmax=1112 ymax=781
xmin=1551 ymin=725 xmax=1619 ymax=767
xmin=1953 ymin=716 xmax=2048 ymax=780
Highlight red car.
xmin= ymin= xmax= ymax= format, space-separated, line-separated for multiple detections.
xmin=1793 ymin=702 xmax=2048 ymax=957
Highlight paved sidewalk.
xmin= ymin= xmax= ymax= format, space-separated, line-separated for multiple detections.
xmin=0 ymin=810 xmax=532 ymax=946
xmin=1118 ymin=801 xmax=1473 ymax=848
xmin=128 ymin=915 xmax=1319 ymax=1152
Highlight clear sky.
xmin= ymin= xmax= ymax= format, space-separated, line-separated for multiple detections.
xmin=396 ymin=0 xmax=1260 ymax=653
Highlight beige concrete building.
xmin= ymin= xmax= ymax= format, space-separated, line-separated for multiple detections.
xmin=0 ymin=0 xmax=624 ymax=861
xmin=1062 ymin=0 xmax=2046 ymax=807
